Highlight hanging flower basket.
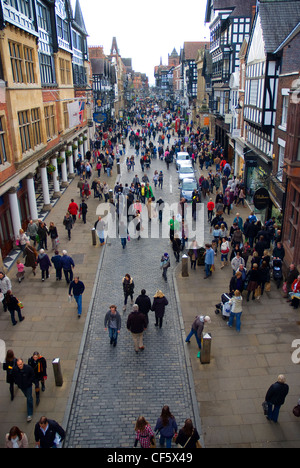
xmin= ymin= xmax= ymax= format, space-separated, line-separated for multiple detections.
xmin=65 ymin=150 xmax=72 ymax=157
xmin=57 ymin=157 xmax=65 ymax=165
xmin=47 ymin=164 xmax=56 ymax=174
xmin=72 ymin=144 xmax=78 ymax=150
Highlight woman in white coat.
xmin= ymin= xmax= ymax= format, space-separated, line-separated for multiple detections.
xmin=227 ymin=290 xmax=243 ymax=332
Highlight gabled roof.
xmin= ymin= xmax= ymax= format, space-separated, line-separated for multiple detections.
xmin=205 ymin=0 xmax=256 ymax=23
xmin=183 ymin=42 xmax=210 ymax=61
xmin=259 ymin=0 xmax=300 ymax=53
xmin=73 ymin=0 xmax=88 ymax=36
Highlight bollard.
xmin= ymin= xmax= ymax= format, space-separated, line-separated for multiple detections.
xmin=117 ymin=162 xmax=121 ymax=175
xmin=109 ymin=189 xmax=114 ymax=202
xmin=91 ymin=228 xmax=97 ymax=246
xmin=200 ymin=333 xmax=212 ymax=364
xmin=182 ymin=254 xmax=189 ymax=277
xmin=52 ymin=358 xmax=63 ymax=387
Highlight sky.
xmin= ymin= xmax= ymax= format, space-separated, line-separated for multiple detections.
xmin=71 ymin=0 xmax=210 ymax=85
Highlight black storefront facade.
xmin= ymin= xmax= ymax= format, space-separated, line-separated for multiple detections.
xmin=243 ymin=147 xmax=275 ymax=222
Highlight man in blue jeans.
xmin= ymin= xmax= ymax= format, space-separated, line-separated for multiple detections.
xmin=186 ymin=315 xmax=211 ymax=350
xmin=69 ymin=276 xmax=85 ymax=318
xmin=204 ymin=243 xmax=215 ymax=279
xmin=12 ymin=359 xmax=34 ymax=422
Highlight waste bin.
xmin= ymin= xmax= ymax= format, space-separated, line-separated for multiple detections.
xmin=200 ymin=333 xmax=212 ymax=364
xmin=52 ymin=358 xmax=63 ymax=386
xmin=91 ymin=228 xmax=97 ymax=246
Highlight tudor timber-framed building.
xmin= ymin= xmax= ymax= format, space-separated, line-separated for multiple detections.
xmin=0 ymin=0 xmax=91 ymax=262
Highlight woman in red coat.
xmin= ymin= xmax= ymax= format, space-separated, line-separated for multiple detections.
xmin=68 ymin=199 xmax=78 ymax=223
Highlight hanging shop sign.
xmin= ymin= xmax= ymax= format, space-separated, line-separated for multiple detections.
xmin=253 ymin=187 xmax=271 ymax=210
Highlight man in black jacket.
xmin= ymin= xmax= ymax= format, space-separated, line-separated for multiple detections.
xmin=265 ymin=375 xmax=289 ymax=422
xmin=34 ymin=416 xmax=65 ymax=448
xmin=127 ymin=304 xmax=147 ymax=353
xmin=12 ymin=359 xmax=34 ymax=422
xmin=135 ymin=289 xmax=151 ymax=326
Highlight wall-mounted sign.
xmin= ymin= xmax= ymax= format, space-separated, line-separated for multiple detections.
xmin=93 ymin=113 xmax=107 ymax=124
xmin=253 ymin=187 xmax=270 ymax=210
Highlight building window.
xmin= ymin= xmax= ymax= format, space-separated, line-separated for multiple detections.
xmin=44 ymin=105 xmax=56 ymax=139
xmin=31 ymin=108 xmax=41 ymax=148
xmin=40 ymin=53 xmax=55 ymax=85
xmin=18 ymin=110 xmax=31 ymax=153
xmin=281 ymin=95 xmax=289 ymax=128
xmin=24 ymin=46 xmax=35 ymax=83
xmin=63 ymin=102 xmax=69 ymax=129
xmin=9 ymin=41 xmax=24 ymax=83
xmin=60 ymin=58 xmax=71 ymax=85
xmin=277 ymin=145 xmax=285 ymax=182
xmin=9 ymin=41 xmax=36 ymax=84
xmin=0 ymin=117 xmax=8 ymax=164
xmin=18 ymin=108 xmax=42 ymax=153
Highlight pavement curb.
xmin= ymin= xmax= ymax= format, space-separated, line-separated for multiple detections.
xmin=172 ymin=262 xmax=205 ymax=448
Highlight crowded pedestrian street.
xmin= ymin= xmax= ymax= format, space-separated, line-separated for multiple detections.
xmin=1 ymin=109 xmax=300 ymax=450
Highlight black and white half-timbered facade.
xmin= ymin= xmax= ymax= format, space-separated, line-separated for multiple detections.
xmin=243 ymin=0 xmax=300 ymax=212
xmin=205 ymin=0 xmax=256 ymax=160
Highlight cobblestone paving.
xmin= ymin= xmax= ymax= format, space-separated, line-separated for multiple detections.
xmin=64 ymin=137 xmax=207 ymax=448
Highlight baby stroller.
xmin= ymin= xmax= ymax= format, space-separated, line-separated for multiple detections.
xmin=272 ymin=258 xmax=283 ymax=289
xmin=215 ymin=293 xmax=232 ymax=320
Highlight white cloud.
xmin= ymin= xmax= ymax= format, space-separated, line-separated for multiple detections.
xmin=72 ymin=0 xmax=210 ymax=85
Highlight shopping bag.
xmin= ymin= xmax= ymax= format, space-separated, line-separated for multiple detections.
xmin=255 ymin=286 xmax=261 ymax=298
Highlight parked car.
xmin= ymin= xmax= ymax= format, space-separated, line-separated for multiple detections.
xmin=176 ymin=152 xmax=190 ymax=169
xmin=180 ymin=178 xmax=198 ymax=202
xmin=178 ymin=165 xmax=195 ymax=184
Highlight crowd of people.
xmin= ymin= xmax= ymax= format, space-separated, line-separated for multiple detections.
xmin=1 ymin=101 xmax=298 ymax=447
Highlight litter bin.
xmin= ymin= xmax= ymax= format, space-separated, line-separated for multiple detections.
xmin=200 ymin=333 xmax=212 ymax=364
xmin=91 ymin=228 xmax=97 ymax=246
xmin=52 ymin=358 xmax=63 ymax=387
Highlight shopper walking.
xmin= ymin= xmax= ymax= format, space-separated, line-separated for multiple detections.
xmin=5 ymin=290 xmax=25 ymax=326
xmin=63 ymin=212 xmax=73 ymax=241
xmin=204 ymin=244 xmax=215 ymax=279
xmin=154 ymin=405 xmax=178 ymax=449
xmin=160 ymin=253 xmax=170 ymax=282
xmin=151 ymin=290 xmax=168 ymax=328
xmin=126 ymin=304 xmax=147 ymax=353
xmin=122 ymin=274 xmax=135 ymax=311
xmin=265 ymin=375 xmax=289 ymax=423
xmin=69 ymin=276 xmax=85 ymax=318
xmin=175 ymin=419 xmax=201 ymax=449
xmin=227 ymin=290 xmax=243 ymax=332
xmin=51 ymin=250 xmax=62 ymax=281
xmin=134 ymin=416 xmax=155 ymax=448
xmin=2 ymin=349 xmax=17 ymax=400
xmin=5 ymin=427 xmax=29 ymax=448
xmin=104 ymin=305 xmax=122 ymax=347
xmin=37 ymin=249 xmax=52 ymax=281
xmin=12 ymin=359 xmax=34 ymax=422
xmin=23 ymin=242 xmax=38 ymax=276
xmin=0 ymin=271 xmax=12 ymax=312
xmin=135 ymin=289 xmax=151 ymax=326
xmin=34 ymin=416 xmax=65 ymax=448
xmin=185 ymin=315 xmax=211 ymax=350
xmin=61 ymin=250 xmax=75 ymax=284
xmin=28 ymin=352 xmax=47 ymax=406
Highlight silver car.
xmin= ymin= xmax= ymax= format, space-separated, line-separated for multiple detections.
xmin=176 ymin=152 xmax=190 ymax=170
xmin=178 ymin=165 xmax=195 ymax=184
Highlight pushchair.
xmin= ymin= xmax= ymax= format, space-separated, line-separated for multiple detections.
xmin=215 ymin=293 xmax=232 ymax=320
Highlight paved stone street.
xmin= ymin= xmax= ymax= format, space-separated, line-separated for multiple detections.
xmin=63 ymin=145 xmax=204 ymax=448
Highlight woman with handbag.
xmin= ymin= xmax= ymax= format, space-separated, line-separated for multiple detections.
xmin=175 ymin=419 xmax=201 ymax=449
xmin=134 ymin=416 xmax=155 ymax=448
xmin=5 ymin=290 xmax=25 ymax=326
